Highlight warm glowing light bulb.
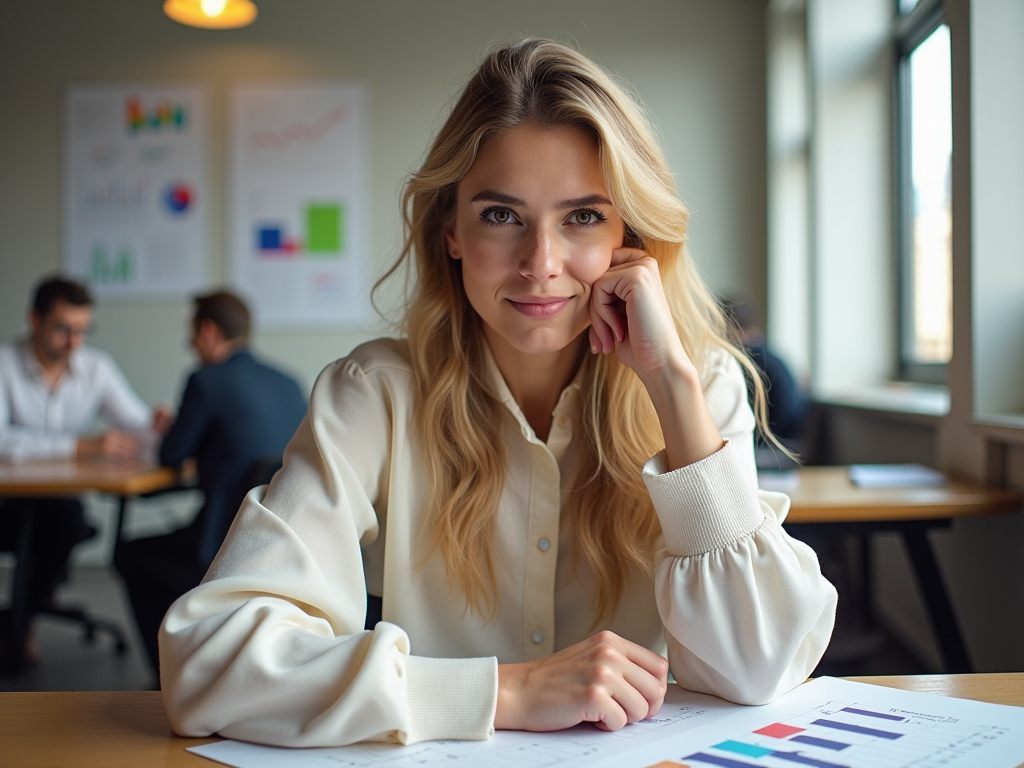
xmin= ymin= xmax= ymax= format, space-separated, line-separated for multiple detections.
xmin=201 ymin=0 xmax=228 ymax=16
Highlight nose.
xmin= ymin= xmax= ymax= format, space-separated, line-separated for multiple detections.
xmin=519 ymin=223 xmax=563 ymax=282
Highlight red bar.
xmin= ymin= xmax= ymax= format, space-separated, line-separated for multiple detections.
xmin=754 ymin=723 xmax=805 ymax=738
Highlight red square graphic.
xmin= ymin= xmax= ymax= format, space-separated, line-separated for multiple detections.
xmin=754 ymin=723 xmax=806 ymax=739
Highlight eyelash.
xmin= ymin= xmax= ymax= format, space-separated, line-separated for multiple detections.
xmin=478 ymin=206 xmax=608 ymax=228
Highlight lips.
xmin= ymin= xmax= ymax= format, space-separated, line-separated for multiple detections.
xmin=507 ymin=295 xmax=572 ymax=318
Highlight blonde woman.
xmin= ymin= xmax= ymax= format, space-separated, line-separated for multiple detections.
xmin=161 ymin=39 xmax=836 ymax=747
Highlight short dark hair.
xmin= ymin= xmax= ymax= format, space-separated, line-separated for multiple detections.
xmin=193 ymin=290 xmax=250 ymax=341
xmin=32 ymin=276 xmax=93 ymax=318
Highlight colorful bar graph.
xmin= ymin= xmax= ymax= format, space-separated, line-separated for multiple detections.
xmin=790 ymin=735 xmax=851 ymax=751
xmin=812 ymin=719 xmax=904 ymax=740
xmin=755 ymin=723 xmax=805 ymax=739
xmin=840 ymin=707 xmax=904 ymax=722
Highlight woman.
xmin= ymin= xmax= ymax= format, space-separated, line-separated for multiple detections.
xmin=161 ymin=39 xmax=836 ymax=747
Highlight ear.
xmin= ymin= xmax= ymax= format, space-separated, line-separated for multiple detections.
xmin=444 ymin=228 xmax=461 ymax=261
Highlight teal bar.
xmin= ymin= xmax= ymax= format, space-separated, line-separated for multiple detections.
xmin=714 ymin=740 xmax=774 ymax=758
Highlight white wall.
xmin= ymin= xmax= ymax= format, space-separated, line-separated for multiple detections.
xmin=0 ymin=0 xmax=768 ymax=407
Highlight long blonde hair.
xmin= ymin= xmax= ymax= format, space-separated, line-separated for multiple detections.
xmin=377 ymin=39 xmax=772 ymax=622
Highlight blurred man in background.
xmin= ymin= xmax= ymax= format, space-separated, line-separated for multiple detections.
xmin=0 ymin=275 xmax=162 ymax=662
xmin=115 ymin=289 xmax=307 ymax=682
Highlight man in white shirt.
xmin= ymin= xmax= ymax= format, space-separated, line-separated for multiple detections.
xmin=0 ymin=276 xmax=160 ymax=662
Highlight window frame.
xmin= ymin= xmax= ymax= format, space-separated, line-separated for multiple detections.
xmin=895 ymin=0 xmax=949 ymax=385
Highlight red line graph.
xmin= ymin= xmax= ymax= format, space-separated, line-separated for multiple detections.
xmin=249 ymin=104 xmax=348 ymax=150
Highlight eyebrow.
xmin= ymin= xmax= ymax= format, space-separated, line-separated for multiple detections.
xmin=469 ymin=190 xmax=613 ymax=209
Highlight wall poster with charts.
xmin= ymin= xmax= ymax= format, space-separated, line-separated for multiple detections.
xmin=64 ymin=84 xmax=208 ymax=299
xmin=229 ymin=83 xmax=371 ymax=328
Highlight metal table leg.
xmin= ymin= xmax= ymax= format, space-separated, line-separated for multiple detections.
xmin=901 ymin=523 xmax=973 ymax=673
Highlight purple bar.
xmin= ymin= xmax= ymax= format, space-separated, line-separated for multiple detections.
xmin=686 ymin=753 xmax=762 ymax=768
xmin=769 ymin=750 xmax=852 ymax=768
xmin=813 ymin=719 xmax=903 ymax=740
xmin=791 ymin=734 xmax=851 ymax=751
xmin=841 ymin=707 xmax=904 ymax=722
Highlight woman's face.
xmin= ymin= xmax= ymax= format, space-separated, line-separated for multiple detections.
xmin=446 ymin=123 xmax=626 ymax=360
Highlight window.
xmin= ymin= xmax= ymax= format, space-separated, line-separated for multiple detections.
xmin=896 ymin=0 xmax=952 ymax=383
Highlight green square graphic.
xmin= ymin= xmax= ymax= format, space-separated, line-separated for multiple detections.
xmin=306 ymin=203 xmax=343 ymax=255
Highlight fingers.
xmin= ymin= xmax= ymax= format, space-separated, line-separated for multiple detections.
xmin=103 ymin=430 xmax=139 ymax=461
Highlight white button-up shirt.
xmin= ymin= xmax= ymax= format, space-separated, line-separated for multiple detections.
xmin=161 ymin=338 xmax=837 ymax=748
xmin=0 ymin=340 xmax=151 ymax=462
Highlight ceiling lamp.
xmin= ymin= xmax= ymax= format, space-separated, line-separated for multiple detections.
xmin=163 ymin=0 xmax=258 ymax=29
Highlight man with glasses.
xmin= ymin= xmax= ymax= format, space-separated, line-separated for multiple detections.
xmin=0 ymin=275 xmax=161 ymax=662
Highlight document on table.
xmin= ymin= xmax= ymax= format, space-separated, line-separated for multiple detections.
xmin=188 ymin=677 xmax=1024 ymax=768
xmin=848 ymin=463 xmax=946 ymax=488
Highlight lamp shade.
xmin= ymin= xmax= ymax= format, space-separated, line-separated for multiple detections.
xmin=163 ymin=0 xmax=258 ymax=29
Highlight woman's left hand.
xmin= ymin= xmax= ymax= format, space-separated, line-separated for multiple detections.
xmin=589 ymin=246 xmax=724 ymax=471
xmin=588 ymin=247 xmax=690 ymax=384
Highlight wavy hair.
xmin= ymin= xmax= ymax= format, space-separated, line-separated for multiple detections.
xmin=376 ymin=38 xmax=774 ymax=622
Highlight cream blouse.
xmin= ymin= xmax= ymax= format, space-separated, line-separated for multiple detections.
xmin=160 ymin=338 xmax=837 ymax=747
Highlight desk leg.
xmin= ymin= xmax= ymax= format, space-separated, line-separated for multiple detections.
xmin=901 ymin=526 xmax=973 ymax=673
xmin=2 ymin=502 xmax=36 ymax=673
xmin=112 ymin=496 xmax=128 ymax=563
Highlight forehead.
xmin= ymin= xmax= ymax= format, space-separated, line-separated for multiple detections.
xmin=460 ymin=123 xmax=607 ymax=199
xmin=42 ymin=300 xmax=92 ymax=325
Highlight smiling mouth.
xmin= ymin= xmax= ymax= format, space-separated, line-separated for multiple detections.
xmin=507 ymin=296 xmax=572 ymax=318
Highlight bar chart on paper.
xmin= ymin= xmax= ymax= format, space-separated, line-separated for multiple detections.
xmin=187 ymin=679 xmax=1024 ymax=768
xmin=682 ymin=697 xmax=1011 ymax=768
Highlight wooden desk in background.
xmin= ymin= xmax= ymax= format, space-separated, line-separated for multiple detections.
xmin=781 ymin=466 xmax=1021 ymax=675
xmin=1 ymin=674 xmax=1021 ymax=767
xmin=0 ymin=458 xmax=183 ymax=672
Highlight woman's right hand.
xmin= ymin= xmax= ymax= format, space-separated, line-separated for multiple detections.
xmin=494 ymin=631 xmax=669 ymax=732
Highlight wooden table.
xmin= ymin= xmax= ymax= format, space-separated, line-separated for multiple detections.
xmin=779 ymin=466 xmax=1021 ymax=674
xmin=0 ymin=458 xmax=183 ymax=673
xmin=1 ymin=674 xmax=1021 ymax=767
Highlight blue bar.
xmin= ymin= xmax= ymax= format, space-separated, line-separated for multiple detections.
xmin=259 ymin=227 xmax=282 ymax=250
xmin=791 ymin=734 xmax=851 ymax=751
xmin=686 ymin=753 xmax=762 ymax=768
xmin=841 ymin=707 xmax=904 ymax=722
xmin=812 ymin=719 xmax=903 ymax=739
xmin=714 ymin=740 xmax=773 ymax=758
xmin=769 ymin=750 xmax=852 ymax=768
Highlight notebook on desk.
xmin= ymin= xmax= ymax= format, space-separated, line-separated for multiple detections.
xmin=848 ymin=463 xmax=946 ymax=489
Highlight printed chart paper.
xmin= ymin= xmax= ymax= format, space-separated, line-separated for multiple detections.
xmin=187 ymin=678 xmax=1024 ymax=768
xmin=230 ymin=83 xmax=371 ymax=329
xmin=65 ymin=84 xmax=208 ymax=299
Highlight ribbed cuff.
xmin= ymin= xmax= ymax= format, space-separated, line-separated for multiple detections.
xmin=642 ymin=440 xmax=765 ymax=557
xmin=404 ymin=655 xmax=497 ymax=743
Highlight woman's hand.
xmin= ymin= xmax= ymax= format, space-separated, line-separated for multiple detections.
xmin=494 ymin=630 xmax=669 ymax=732
xmin=588 ymin=246 xmax=724 ymax=471
xmin=588 ymin=247 xmax=690 ymax=383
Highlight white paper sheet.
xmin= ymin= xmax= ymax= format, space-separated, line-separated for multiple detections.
xmin=187 ymin=677 xmax=1024 ymax=768
xmin=848 ymin=463 xmax=946 ymax=488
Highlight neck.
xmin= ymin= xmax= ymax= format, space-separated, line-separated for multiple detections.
xmin=206 ymin=338 xmax=246 ymax=366
xmin=484 ymin=329 xmax=582 ymax=442
xmin=29 ymin=337 xmax=69 ymax=385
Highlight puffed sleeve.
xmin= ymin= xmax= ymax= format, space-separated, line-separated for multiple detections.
xmin=159 ymin=349 xmax=497 ymax=747
xmin=642 ymin=350 xmax=837 ymax=705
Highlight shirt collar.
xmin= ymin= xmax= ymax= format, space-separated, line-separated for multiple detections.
xmin=18 ymin=338 xmax=84 ymax=383
xmin=481 ymin=340 xmax=584 ymax=443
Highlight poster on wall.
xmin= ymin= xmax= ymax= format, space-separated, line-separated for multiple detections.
xmin=229 ymin=82 xmax=371 ymax=328
xmin=64 ymin=84 xmax=207 ymax=298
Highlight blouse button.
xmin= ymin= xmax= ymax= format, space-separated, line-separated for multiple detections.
xmin=531 ymin=630 xmax=544 ymax=644
xmin=538 ymin=537 xmax=551 ymax=552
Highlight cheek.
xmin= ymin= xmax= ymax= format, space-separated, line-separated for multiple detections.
xmin=568 ymin=242 xmax=614 ymax=286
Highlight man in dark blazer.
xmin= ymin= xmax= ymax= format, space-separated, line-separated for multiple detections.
xmin=115 ymin=290 xmax=307 ymax=680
